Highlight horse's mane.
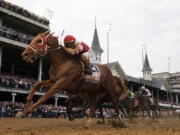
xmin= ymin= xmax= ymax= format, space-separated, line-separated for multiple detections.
xmin=57 ymin=46 xmax=81 ymax=63
xmin=48 ymin=35 xmax=81 ymax=63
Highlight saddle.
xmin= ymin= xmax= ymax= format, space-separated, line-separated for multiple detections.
xmin=80 ymin=63 xmax=101 ymax=84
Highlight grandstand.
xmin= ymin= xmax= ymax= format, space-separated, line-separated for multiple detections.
xmin=0 ymin=0 xmax=67 ymax=106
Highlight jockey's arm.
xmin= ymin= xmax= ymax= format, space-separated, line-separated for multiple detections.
xmin=74 ymin=42 xmax=83 ymax=54
xmin=64 ymin=43 xmax=82 ymax=55
xmin=64 ymin=47 xmax=76 ymax=55
xmin=145 ymin=89 xmax=151 ymax=97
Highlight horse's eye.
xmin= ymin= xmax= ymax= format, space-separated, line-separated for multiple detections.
xmin=37 ymin=39 xmax=42 ymax=44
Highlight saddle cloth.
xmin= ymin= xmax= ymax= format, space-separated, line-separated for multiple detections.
xmin=84 ymin=64 xmax=101 ymax=84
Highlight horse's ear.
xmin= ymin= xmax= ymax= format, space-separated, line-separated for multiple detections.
xmin=46 ymin=32 xmax=54 ymax=38
xmin=50 ymin=32 xmax=54 ymax=36
xmin=42 ymin=30 xmax=50 ymax=36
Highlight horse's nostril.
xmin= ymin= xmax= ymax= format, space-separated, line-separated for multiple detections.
xmin=22 ymin=52 xmax=27 ymax=56
xmin=22 ymin=53 xmax=30 ymax=57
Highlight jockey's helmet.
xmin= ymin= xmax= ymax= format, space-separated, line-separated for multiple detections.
xmin=141 ymin=86 xmax=145 ymax=90
xmin=64 ymin=35 xmax=76 ymax=44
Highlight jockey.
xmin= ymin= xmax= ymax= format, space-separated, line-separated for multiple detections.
xmin=140 ymin=86 xmax=151 ymax=97
xmin=140 ymin=86 xmax=154 ymax=105
xmin=63 ymin=35 xmax=92 ymax=75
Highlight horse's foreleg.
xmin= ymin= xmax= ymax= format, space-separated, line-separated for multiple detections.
xmin=99 ymin=106 xmax=105 ymax=124
xmin=158 ymin=107 xmax=161 ymax=117
xmin=119 ymin=106 xmax=128 ymax=119
xmin=146 ymin=106 xmax=151 ymax=118
xmin=17 ymin=78 xmax=66 ymax=117
xmin=26 ymin=80 xmax=53 ymax=105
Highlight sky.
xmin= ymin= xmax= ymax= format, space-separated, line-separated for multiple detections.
xmin=6 ymin=0 xmax=180 ymax=77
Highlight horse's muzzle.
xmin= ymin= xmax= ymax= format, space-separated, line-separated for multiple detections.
xmin=22 ymin=52 xmax=35 ymax=63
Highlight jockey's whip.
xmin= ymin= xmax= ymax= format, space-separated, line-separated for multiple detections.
xmin=59 ymin=30 xmax=64 ymax=45
xmin=61 ymin=29 xmax=65 ymax=37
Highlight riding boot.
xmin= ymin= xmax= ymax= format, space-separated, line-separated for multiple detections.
xmin=80 ymin=55 xmax=92 ymax=75
xmin=84 ymin=59 xmax=92 ymax=75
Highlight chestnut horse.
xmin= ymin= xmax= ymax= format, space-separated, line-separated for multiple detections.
xmin=16 ymin=31 xmax=127 ymax=128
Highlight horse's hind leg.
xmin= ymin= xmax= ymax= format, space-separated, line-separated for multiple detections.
xmin=99 ymin=106 xmax=105 ymax=124
xmin=84 ymin=95 xmax=96 ymax=129
xmin=147 ymin=108 xmax=151 ymax=118
xmin=66 ymin=94 xmax=82 ymax=121
xmin=153 ymin=107 xmax=160 ymax=118
xmin=66 ymin=98 xmax=75 ymax=121
xmin=108 ymin=90 xmax=124 ymax=126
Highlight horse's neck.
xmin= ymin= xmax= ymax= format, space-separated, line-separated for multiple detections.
xmin=49 ymin=51 xmax=62 ymax=66
xmin=136 ymin=92 xmax=144 ymax=101
xmin=48 ymin=48 xmax=79 ymax=67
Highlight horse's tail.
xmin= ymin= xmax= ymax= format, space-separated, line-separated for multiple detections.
xmin=113 ymin=76 xmax=128 ymax=100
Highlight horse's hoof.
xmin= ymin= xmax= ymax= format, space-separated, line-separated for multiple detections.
xmin=84 ymin=125 xmax=89 ymax=129
xmin=84 ymin=118 xmax=92 ymax=129
xmin=84 ymin=122 xmax=91 ymax=129
xmin=15 ymin=112 xmax=26 ymax=118
xmin=68 ymin=116 xmax=75 ymax=121
xmin=97 ymin=120 xmax=105 ymax=125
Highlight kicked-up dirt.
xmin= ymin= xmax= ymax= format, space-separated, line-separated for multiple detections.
xmin=0 ymin=117 xmax=180 ymax=135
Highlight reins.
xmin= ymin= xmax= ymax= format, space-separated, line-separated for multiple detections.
xmin=46 ymin=45 xmax=63 ymax=53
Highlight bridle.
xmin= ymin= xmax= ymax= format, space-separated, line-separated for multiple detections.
xmin=29 ymin=33 xmax=62 ymax=56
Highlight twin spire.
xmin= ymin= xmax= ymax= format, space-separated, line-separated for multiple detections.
xmin=142 ymin=51 xmax=153 ymax=81
xmin=91 ymin=17 xmax=103 ymax=53
xmin=90 ymin=17 xmax=103 ymax=64
xmin=91 ymin=17 xmax=153 ymax=77
xmin=142 ymin=54 xmax=152 ymax=72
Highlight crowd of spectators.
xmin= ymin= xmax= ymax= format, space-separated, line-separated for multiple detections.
xmin=0 ymin=26 xmax=34 ymax=44
xmin=31 ymin=104 xmax=67 ymax=118
xmin=0 ymin=73 xmax=37 ymax=90
xmin=0 ymin=0 xmax=49 ymax=25
xmin=0 ymin=101 xmax=118 ymax=119
xmin=0 ymin=73 xmax=70 ymax=95
xmin=0 ymin=101 xmax=179 ymax=119
xmin=0 ymin=101 xmax=24 ymax=117
xmin=0 ymin=101 xmax=67 ymax=118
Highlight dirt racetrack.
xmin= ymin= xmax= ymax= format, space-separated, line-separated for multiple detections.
xmin=0 ymin=118 xmax=180 ymax=135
